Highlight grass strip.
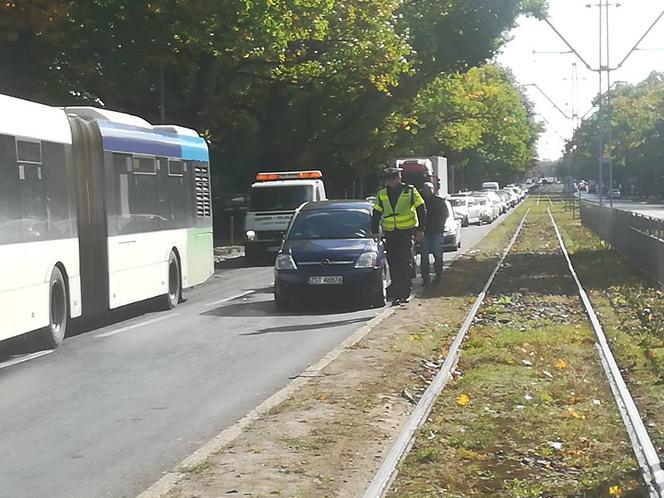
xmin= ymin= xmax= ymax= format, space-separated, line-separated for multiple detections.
xmin=389 ymin=201 xmax=647 ymax=498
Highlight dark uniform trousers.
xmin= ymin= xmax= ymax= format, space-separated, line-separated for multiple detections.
xmin=385 ymin=228 xmax=414 ymax=300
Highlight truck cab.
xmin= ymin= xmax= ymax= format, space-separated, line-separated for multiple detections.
xmin=244 ymin=171 xmax=326 ymax=262
xmin=395 ymin=156 xmax=449 ymax=197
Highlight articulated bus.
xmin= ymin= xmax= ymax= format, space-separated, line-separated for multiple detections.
xmin=0 ymin=94 xmax=214 ymax=348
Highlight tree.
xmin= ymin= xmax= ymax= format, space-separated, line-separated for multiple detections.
xmin=564 ymin=72 xmax=664 ymax=196
xmin=0 ymin=0 xmax=546 ymax=193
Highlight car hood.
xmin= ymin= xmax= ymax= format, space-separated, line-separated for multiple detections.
xmin=284 ymin=239 xmax=373 ymax=264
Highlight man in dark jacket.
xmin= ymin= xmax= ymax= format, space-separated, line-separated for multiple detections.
xmin=420 ymin=182 xmax=446 ymax=286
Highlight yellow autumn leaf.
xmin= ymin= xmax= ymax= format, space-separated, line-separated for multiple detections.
xmin=564 ymin=407 xmax=585 ymax=420
xmin=608 ymin=484 xmax=622 ymax=496
xmin=555 ymin=358 xmax=568 ymax=369
xmin=456 ymin=393 xmax=470 ymax=407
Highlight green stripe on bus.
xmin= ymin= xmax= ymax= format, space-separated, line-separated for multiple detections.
xmin=187 ymin=227 xmax=214 ymax=286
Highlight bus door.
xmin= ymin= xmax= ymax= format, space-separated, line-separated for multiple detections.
xmin=68 ymin=116 xmax=109 ymax=316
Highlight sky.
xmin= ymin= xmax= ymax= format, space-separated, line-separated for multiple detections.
xmin=498 ymin=0 xmax=664 ymax=161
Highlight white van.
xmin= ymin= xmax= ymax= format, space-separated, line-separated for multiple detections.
xmin=481 ymin=181 xmax=500 ymax=191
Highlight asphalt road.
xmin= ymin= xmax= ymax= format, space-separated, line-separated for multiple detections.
xmin=0 ymin=212 xmax=513 ymax=498
xmin=579 ymin=192 xmax=664 ymax=220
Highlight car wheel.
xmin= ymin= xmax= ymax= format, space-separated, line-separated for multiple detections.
xmin=370 ymin=268 xmax=388 ymax=308
xmin=162 ymin=251 xmax=181 ymax=310
xmin=44 ymin=266 xmax=68 ymax=348
xmin=275 ymin=288 xmax=294 ymax=311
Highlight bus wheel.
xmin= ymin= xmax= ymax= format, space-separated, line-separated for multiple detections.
xmin=164 ymin=251 xmax=181 ymax=310
xmin=45 ymin=267 xmax=68 ymax=348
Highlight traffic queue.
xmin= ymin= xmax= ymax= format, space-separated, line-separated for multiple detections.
xmin=245 ymin=165 xmax=526 ymax=310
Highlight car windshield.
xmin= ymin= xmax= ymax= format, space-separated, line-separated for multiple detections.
xmin=249 ymin=186 xmax=313 ymax=211
xmin=449 ymin=198 xmax=465 ymax=207
xmin=289 ymin=208 xmax=372 ymax=239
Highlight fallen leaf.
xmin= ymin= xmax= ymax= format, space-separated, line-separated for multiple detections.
xmin=609 ymin=485 xmax=622 ymax=496
xmin=456 ymin=393 xmax=471 ymax=407
xmin=555 ymin=358 xmax=568 ymax=369
xmin=563 ymin=407 xmax=585 ymax=420
xmin=401 ymin=389 xmax=417 ymax=405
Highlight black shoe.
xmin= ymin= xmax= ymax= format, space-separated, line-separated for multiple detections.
xmin=391 ymin=298 xmax=402 ymax=306
xmin=400 ymin=295 xmax=411 ymax=304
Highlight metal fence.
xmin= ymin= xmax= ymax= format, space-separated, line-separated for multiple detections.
xmin=580 ymin=201 xmax=664 ymax=286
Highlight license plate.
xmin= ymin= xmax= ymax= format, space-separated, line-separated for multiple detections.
xmin=308 ymin=276 xmax=343 ymax=285
xmin=267 ymin=246 xmax=280 ymax=252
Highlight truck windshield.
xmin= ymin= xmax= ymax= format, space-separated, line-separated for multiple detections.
xmin=249 ymin=186 xmax=313 ymax=211
xmin=288 ymin=208 xmax=372 ymax=240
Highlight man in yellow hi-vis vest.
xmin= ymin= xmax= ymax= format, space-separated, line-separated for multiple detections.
xmin=371 ymin=167 xmax=427 ymax=305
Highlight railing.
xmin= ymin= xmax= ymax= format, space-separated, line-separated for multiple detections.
xmin=580 ymin=201 xmax=664 ymax=286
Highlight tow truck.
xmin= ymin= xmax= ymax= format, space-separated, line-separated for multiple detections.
xmin=244 ymin=170 xmax=327 ymax=262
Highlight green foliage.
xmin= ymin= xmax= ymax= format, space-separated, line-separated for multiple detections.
xmin=564 ymin=72 xmax=664 ymax=194
xmin=0 ymin=0 xmax=545 ymax=193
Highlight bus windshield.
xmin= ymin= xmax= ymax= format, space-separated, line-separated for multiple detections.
xmin=249 ymin=186 xmax=313 ymax=211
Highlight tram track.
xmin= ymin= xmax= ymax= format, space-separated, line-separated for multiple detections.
xmin=363 ymin=208 xmax=532 ymax=498
xmin=365 ymin=202 xmax=664 ymax=497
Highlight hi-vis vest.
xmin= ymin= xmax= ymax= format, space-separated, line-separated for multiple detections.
xmin=373 ymin=185 xmax=424 ymax=232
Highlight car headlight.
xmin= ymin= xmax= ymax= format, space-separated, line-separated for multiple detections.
xmin=355 ymin=251 xmax=378 ymax=268
xmin=275 ymin=254 xmax=297 ymax=270
xmin=246 ymin=230 xmax=256 ymax=241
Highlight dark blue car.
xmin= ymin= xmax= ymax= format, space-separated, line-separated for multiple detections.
xmin=274 ymin=200 xmax=389 ymax=310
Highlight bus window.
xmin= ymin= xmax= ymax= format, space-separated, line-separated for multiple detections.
xmin=16 ymin=139 xmax=42 ymax=164
xmin=0 ymin=135 xmax=19 ymax=245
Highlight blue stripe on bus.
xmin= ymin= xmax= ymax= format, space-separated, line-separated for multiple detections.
xmin=102 ymin=136 xmax=181 ymax=157
xmin=98 ymin=121 xmax=209 ymax=162
xmin=179 ymin=135 xmax=209 ymax=162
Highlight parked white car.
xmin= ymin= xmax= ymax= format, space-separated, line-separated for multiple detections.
xmin=473 ymin=191 xmax=503 ymax=217
xmin=476 ymin=197 xmax=495 ymax=224
xmin=449 ymin=195 xmax=482 ymax=227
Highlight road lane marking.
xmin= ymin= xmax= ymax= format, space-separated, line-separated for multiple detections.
xmin=0 ymin=350 xmax=54 ymax=370
xmin=95 ymin=314 xmax=178 ymax=338
xmin=202 ymin=290 xmax=255 ymax=308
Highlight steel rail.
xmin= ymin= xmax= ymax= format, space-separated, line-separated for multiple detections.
xmin=548 ymin=207 xmax=664 ymax=498
xmin=363 ymin=209 xmax=531 ymax=498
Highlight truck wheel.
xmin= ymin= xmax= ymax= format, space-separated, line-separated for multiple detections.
xmin=245 ymin=245 xmax=260 ymax=266
xmin=163 ymin=251 xmax=181 ymax=310
xmin=44 ymin=267 xmax=68 ymax=348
